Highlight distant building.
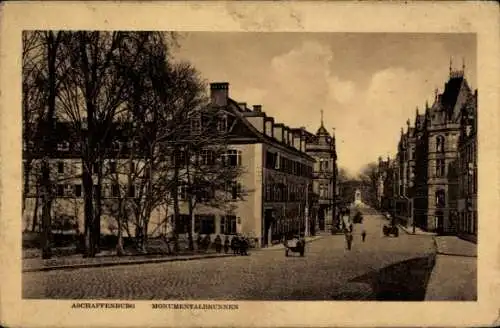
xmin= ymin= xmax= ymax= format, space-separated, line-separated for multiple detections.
xmin=393 ymin=120 xmax=416 ymax=228
xmin=377 ymin=156 xmax=393 ymax=212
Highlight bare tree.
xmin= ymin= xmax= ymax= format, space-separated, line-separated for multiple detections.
xmin=56 ymin=31 xmax=170 ymax=257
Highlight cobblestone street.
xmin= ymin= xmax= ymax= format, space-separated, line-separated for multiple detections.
xmin=23 ymin=211 xmax=436 ymax=300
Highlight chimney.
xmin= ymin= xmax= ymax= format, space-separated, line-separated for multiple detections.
xmin=253 ymin=105 xmax=262 ymax=112
xmin=210 ymin=82 xmax=229 ymax=106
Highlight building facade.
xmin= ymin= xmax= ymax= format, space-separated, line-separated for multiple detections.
xmin=457 ymin=89 xmax=478 ymax=242
xmin=385 ymin=64 xmax=477 ymax=236
xmin=303 ymin=114 xmax=338 ymax=233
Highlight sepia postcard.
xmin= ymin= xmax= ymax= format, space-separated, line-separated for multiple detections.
xmin=1 ymin=1 xmax=499 ymax=327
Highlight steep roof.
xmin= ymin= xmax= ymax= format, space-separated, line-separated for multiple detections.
xmin=441 ymin=76 xmax=464 ymax=112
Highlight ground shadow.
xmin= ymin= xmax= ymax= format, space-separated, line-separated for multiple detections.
xmin=349 ymin=254 xmax=436 ymax=301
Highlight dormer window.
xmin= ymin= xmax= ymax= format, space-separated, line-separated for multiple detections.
xmin=217 ymin=114 xmax=228 ymax=133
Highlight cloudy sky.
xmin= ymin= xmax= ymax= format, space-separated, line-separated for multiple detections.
xmin=172 ymin=33 xmax=476 ymax=176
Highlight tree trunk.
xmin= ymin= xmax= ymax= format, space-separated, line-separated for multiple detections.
xmin=172 ymin=148 xmax=180 ymax=254
xmin=22 ymin=160 xmax=32 ymax=217
xmin=31 ymin=186 xmax=40 ymax=232
xmin=187 ymin=197 xmax=195 ymax=251
xmin=82 ymin=162 xmax=95 ymax=257
xmin=40 ymin=159 xmax=52 ymax=259
xmin=93 ymin=164 xmax=103 ymax=254
xmin=116 ymin=200 xmax=125 ymax=256
xmin=141 ymin=220 xmax=148 ymax=253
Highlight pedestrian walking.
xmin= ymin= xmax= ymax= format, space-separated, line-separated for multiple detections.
xmin=345 ymin=231 xmax=353 ymax=250
xmin=361 ymin=230 xmax=367 ymax=242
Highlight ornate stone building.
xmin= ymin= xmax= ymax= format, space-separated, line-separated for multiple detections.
xmin=423 ymin=67 xmax=474 ymax=233
xmin=392 ymin=121 xmax=417 ymax=227
xmin=388 ymin=63 xmax=477 ymax=235
xmin=303 ymin=111 xmax=338 ymax=233
xmin=457 ymin=89 xmax=478 ymax=242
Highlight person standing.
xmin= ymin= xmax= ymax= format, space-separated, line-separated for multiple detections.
xmin=361 ymin=230 xmax=367 ymax=242
xmin=345 ymin=230 xmax=353 ymax=250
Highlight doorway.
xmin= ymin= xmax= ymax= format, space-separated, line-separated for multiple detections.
xmin=263 ymin=209 xmax=274 ymax=247
xmin=436 ymin=211 xmax=444 ymax=234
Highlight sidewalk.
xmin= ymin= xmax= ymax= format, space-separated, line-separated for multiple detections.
xmin=23 ymin=251 xmax=235 ymax=273
xmin=434 ymin=235 xmax=477 ymax=257
xmin=397 ymin=224 xmax=437 ymax=236
xmin=424 ymin=236 xmax=477 ymax=300
xmin=258 ymin=235 xmax=324 ymax=251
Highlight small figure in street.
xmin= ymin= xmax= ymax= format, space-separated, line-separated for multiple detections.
xmin=223 ymin=236 xmax=230 ymax=254
xmin=203 ymin=234 xmax=211 ymax=252
xmin=361 ymin=230 xmax=367 ymax=242
xmin=214 ymin=234 xmax=222 ymax=253
xmin=196 ymin=234 xmax=202 ymax=251
xmin=345 ymin=230 xmax=353 ymax=250
xmin=239 ymin=237 xmax=249 ymax=256
xmin=231 ymin=236 xmax=240 ymax=255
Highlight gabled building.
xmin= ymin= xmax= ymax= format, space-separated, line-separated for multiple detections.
xmin=423 ymin=67 xmax=474 ymax=234
xmin=194 ymin=82 xmax=318 ymax=246
xmin=388 ymin=63 xmax=476 ymax=235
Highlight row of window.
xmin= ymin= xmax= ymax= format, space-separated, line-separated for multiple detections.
xmin=48 ymin=183 xmax=241 ymax=200
xmin=52 ymin=184 xmax=139 ymax=198
xmin=175 ymin=214 xmax=237 ymax=235
xmin=264 ymin=183 xmax=308 ymax=202
xmin=178 ymin=182 xmax=242 ymax=202
xmin=27 ymin=149 xmax=242 ymax=177
xmin=265 ymin=151 xmax=312 ymax=177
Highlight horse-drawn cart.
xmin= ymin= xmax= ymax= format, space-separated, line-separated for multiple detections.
xmin=284 ymin=237 xmax=306 ymax=257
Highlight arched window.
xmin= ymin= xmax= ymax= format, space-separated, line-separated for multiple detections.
xmin=436 ymin=135 xmax=445 ymax=153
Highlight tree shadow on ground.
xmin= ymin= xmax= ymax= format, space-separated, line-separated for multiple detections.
xmin=348 ymin=254 xmax=436 ymax=301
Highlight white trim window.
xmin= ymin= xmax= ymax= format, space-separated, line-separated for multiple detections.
xmin=223 ymin=149 xmax=242 ymax=167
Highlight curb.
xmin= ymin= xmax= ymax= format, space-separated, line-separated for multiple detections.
xmin=436 ymin=252 xmax=477 ymax=258
xmin=256 ymin=236 xmax=324 ymax=252
xmin=23 ymin=253 xmax=236 ymax=273
xmin=432 ymin=236 xmax=477 ymax=258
